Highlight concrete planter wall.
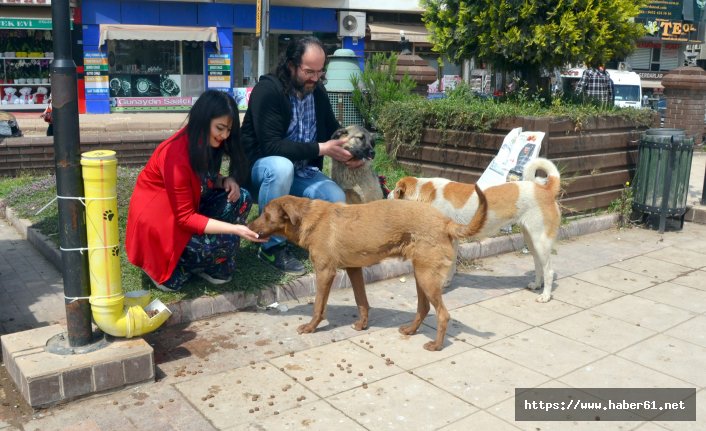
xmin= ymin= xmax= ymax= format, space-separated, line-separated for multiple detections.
xmin=387 ymin=115 xmax=656 ymax=213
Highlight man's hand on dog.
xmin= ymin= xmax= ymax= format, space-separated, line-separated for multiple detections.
xmin=319 ymin=138 xmax=366 ymax=169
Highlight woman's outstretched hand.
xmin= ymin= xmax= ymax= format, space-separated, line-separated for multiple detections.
xmin=234 ymin=224 xmax=267 ymax=243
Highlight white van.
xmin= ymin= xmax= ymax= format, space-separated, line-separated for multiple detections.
xmin=559 ymin=67 xmax=642 ymax=108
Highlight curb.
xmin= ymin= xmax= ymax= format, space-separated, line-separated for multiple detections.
xmin=1 ymin=198 xmax=621 ymax=327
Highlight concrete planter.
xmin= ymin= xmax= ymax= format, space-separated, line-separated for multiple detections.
xmin=386 ymin=115 xmax=656 ymax=213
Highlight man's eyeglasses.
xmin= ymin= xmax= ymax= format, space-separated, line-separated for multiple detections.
xmin=299 ymin=66 xmax=325 ymax=79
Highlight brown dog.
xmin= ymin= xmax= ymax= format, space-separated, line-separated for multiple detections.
xmin=248 ymin=190 xmax=488 ymax=351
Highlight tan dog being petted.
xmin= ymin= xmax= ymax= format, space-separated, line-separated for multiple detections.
xmin=248 ymin=190 xmax=488 ymax=351
xmin=330 ymin=125 xmax=384 ymax=204
xmin=389 ymin=158 xmax=561 ymax=302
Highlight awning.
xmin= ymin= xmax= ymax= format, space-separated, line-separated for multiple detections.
xmin=641 ymin=79 xmax=664 ymax=90
xmin=367 ymin=23 xmax=430 ymax=44
xmin=99 ymin=24 xmax=219 ymax=50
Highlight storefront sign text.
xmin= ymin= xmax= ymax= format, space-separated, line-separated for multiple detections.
xmin=114 ymin=97 xmax=194 ymax=107
xmin=84 ymin=52 xmax=109 ymax=97
xmin=0 ymin=18 xmax=52 ymax=30
xmin=207 ymin=54 xmax=231 ymax=92
xmin=0 ymin=0 xmax=50 ymax=5
xmin=638 ymin=72 xmax=664 ymax=80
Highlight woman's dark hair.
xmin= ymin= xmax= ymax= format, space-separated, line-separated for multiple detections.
xmin=274 ymin=36 xmax=328 ymax=94
xmin=185 ymin=89 xmax=248 ymax=185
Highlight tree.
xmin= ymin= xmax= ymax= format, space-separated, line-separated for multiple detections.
xmin=421 ymin=0 xmax=649 ymax=92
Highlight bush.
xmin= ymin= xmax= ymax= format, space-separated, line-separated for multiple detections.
xmin=350 ymin=52 xmax=417 ymax=130
xmin=377 ymin=86 xmax=656 ymax=157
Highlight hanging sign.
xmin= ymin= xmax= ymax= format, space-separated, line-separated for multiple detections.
xmin=207 ymin=53 xmax=231 ymax=93
xmin=84 ymin=52 xmax=109 ymax=97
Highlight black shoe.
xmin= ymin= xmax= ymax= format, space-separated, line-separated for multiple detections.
xmin=258 ymin=244 xmax=306 ymax=275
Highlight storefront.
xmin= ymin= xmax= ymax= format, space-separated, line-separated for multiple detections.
xmin=81 ymin=0 xmax=339 ymax=114
xmin=0 ymin=4 xmax=55 ymax=111
xmin=629 ymin=0 xmax=703 ymax=102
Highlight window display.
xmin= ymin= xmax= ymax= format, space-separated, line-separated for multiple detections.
xmin=105 ymin=39 xmax=204 ymax=111
xmin=0 ymin=29 xmax=52 ymax=110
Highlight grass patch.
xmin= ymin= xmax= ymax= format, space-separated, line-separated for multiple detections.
xmin=0 ymin=143 xmax=409 ymax=304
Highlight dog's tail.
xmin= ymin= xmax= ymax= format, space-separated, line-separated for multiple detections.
xmin=522 ymin=158 xmax=561 ymax=197
xmin=447 ymin=186 xmax=488 ymax=239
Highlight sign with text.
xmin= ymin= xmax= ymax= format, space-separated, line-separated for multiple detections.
xmin=207 ymin=54 xmax=231 ymax=93
xmin=110 ymin=96 xmax=195 ymax=112
xmin=638 ymin=0 xmax=703 ymax=43
xmin=84 ymin=52 xmax=109 ymax=97
xmin=0 ymin=0 xmax=51 ymax=5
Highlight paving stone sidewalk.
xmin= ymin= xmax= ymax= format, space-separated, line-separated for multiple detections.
xmin=3 ymin=222 xmax=705 ymax=431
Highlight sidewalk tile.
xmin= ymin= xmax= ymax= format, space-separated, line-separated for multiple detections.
xmin=571 ymin=266 xmax=660 ymax=294
xmin=618 ymin=334 xmax=706 ymax=387
xmin=543 ymin=310 xmax=656 ymax=353
xmin=413 ymin=348 xmax=550 ymax=408
xmin=483 ymin=327 xmax=607 ymax=379
xmin=441 ymin=303 xmax=532 ymax=347
xmin=669 ymin=269 xmax=706 ymax=291
xmin=610 ymin=256 xmax=693 ymax=283
xmin=550 ymin=277 xmax=624 ymax=309
xmin=591 ymin=295 xmax=695 ymax=332
xmin=634 ymin=282 xmax=706 ymax=313
xmin=268 ymin=339 xmax=403 ymax=398
xmin=644 ymin=246 xmax=706 ymax=269
xmin=226 ymin=399 xmax=365 ymax=431
xmin=174 ymin=362 xmax=318 ymax=430
xmin=559 ymin=355 xmax=692 ymax=388
xmin=664 ymin=316 xmax=706 ymax=348
xmin=348 ymin=325 xmax=474 ymax=369
xmin=438 ymin=410 xmax=521 ymax=431
xmin=329 ymin=372 xmax=476 ymax=431
xmin=477 ymin=289 xmax=582 ymax=326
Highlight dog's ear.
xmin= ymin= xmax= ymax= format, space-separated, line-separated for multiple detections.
xmin=279 ymin=198 xmax=303 ymax=226
xmin=331 ymin=127 xmax=348 ymax=140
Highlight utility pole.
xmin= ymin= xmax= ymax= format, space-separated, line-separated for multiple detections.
xmin=51 ymin=0 xmax=92 ymax=346
xmin=257 ymin=0 xmax=269 ymax=80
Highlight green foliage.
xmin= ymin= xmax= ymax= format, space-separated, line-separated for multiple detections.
xmin=350 ymin=52 xmax=417 ymax=129
xmin=377 ymin=90 xmax=656 ymax=157
xmin=608 ymin=181 xmax=636 ymax=228
xmin=421 ymin=0 xmax=649 ymax=91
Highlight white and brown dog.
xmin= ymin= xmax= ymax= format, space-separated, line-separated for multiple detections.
xmin=331 ymin=125 xmax=384 ymax=204
xmin=389 ymin=158 xmax=561 ymax=302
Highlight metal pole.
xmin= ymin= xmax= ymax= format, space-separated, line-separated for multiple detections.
xmin=51 ymin=0 xmax=92 ymax=346
xmin=701 ymin=161 xmax=706 ymax=205
xmin=257 ymin=0 xmax=269 ymax=80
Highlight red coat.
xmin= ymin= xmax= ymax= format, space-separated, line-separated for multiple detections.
xmin=126 ymin=129 xmax=209 ymax=283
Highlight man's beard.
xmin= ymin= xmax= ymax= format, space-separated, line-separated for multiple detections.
xmin=293 ymin=77 xmax=316 ymax=96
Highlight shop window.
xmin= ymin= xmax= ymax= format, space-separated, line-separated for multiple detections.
xmin=650 ymin=48 xmax=661 ymax=71
xmin=183 ymin=41 xmax=204 ymax=75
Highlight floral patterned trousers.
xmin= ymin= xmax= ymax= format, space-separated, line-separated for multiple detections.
xmin=161 ymin=188 xmax=252 ymax=290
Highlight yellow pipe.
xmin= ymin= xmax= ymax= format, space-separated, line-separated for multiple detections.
xmin=81 ymin=150 xmax=171 ymax=337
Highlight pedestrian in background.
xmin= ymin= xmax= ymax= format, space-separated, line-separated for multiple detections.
xmin=576 ymin=63 xmax=613 ymax=106
xmin=126 ymin=90 xmax=265 ymax=292
xmin=240 ymin=36 xmax=364 ymax=275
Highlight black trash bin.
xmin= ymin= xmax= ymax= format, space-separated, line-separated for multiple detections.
xmin=632 ymin=128 xmax=694 ymax=233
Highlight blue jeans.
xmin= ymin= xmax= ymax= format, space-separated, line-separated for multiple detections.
xmin=252 ymin=156 xmax=345 ymax=250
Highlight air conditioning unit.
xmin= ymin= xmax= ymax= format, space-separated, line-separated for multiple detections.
xmin=338 ymin=11 xmax=366 ymax=38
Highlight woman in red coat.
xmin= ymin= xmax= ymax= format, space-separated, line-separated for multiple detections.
xmin=126 ymin=90 xmax=265 ymax=292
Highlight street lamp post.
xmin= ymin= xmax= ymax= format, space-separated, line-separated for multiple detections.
xmin=51 ymin=0 xmax=92 ymax=346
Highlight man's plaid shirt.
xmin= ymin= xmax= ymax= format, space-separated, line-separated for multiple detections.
xmin=577 ymin=68 xmax=613 ymax=104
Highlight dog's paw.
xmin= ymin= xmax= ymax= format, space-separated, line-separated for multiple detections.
xmin=351 ymin=320 xmax=368 ymax=331
xmin=297 ymin=323 xmax=317 ymax=334
xmin=398 ymin=325 xmax=417 ymax=336
xmin=423 ymin=341 xmax=443 ymax=351
xmin=535 ymin=293 xmax=552 ymax=303
xmin=527 ymin=281 xmax=541 ymax=291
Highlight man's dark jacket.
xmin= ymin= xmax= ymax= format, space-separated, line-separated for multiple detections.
xmin=240 ymin=74 xmax=340 ymax=178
